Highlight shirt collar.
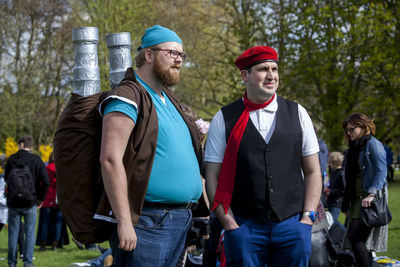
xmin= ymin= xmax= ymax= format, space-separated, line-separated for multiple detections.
xmin=243 ymin=93 xmax=278 ymax=112
xmin=263 ymin=93 xmax=277 ymax=112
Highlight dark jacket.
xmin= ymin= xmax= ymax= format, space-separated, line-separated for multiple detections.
xmin=326 ymin=168 xmax=345 ymax=208
xmin=5 ymin=150 xmax=49 ymax=207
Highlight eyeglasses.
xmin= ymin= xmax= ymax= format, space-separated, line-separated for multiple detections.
xmin=344 ymin=127 xmax=356 ymax=134
xmin=151 ymin=49 xmax=187 ymax=61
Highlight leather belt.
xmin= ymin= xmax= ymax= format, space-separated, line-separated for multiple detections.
xmin=143 ymin=201 xmax=198 ymax=210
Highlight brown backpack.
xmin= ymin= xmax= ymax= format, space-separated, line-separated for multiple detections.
xmin=54 ymin=86 xmax=141 ymax=244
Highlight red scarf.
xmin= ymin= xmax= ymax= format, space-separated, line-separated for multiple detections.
xmin=211 ymin=93 xmax=276 ymax=213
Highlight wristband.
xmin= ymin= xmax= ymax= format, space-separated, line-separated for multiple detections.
xmin=303 ymin=211 xmax=317 ymax=222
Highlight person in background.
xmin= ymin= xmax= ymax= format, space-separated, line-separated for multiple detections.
xmin=37 ymin=152 xmax=65 ymax=250
xmin=5 ymin=136 xmax=49 ymax=267
xmin=384 ymin=139 xmax=394 ymax=182
xmin=315 ymin=127 xmax=329 ymax=186
xmin=341 ymin=113 xmax=387 ymax=267
xmin=0 ymin=173 xmax=7 ymax=231
xmin=318 ymin=138 xmax=329 ymax=185
xmin=324 ymin=151 xmax=346 ymax=226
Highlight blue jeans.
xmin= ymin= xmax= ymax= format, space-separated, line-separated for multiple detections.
xmin=224 ymin=214 xmax=312 ymax=267
xmin=8 ymin=205 xmax=37 ymax=266
xmin=328 ymin=206 xmax=341 ymax=222
xmin=39 ymin=207 xmax=63 ymax=242
xmin=89 ymin=248 xmax=112 ymax=267
xmin=328 ymin=206 xmax=346 ymax=231
xmin=109 ymin=207 xmax=192 ymax=267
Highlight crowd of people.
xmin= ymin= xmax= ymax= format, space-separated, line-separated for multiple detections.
xmin=0 ymin=24 xmax=397 ymax=267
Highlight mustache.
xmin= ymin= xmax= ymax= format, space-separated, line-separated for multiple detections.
xmin=170 ymin=64 xmax=181 ymax=69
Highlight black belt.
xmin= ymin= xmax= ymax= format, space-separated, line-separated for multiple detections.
xmin=143 ymin=201 xmax=198 ymax=210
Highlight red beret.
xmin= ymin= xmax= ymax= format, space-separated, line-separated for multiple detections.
xmin=235 ymin=46 xmax=278 ymax=70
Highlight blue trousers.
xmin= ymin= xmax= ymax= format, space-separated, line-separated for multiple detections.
xmin=109 ymin=207 xmax=192 ymax=267
xmin=8 ymin=206 xmax=37 ymax=266
xmin=38 ymin=207 xmax=63 ymax=243
xmin=89 ymin=248 xmax=112 ymax=267
xmin=224 ymin=214 xmax=312 ymax=267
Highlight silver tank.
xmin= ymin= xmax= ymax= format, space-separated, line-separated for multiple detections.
xmin=106 ymin=32 xmax=132 ymax=90
xmin=72 ymin=27 xmax=101 ymax=96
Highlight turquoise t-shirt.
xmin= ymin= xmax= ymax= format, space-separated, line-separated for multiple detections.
xmin=103 ymin=98 xmax=138 ymax=122
xmin=102 ymin=77 xmax=202 ymax=204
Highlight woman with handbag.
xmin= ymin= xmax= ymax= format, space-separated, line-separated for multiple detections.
xmin=341 ymin=113 xmax=387 ymax=267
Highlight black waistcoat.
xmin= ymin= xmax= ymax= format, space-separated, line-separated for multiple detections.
xmin=222 ymin=96 xmax=304 ymax=222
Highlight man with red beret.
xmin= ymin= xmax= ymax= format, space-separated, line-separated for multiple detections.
xmin=205 ymin=46 xmax=322 ymax=266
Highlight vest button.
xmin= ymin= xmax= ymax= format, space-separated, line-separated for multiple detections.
xmin=268 ymin=175 xmax=273 ymax=180
xmin=270 ymin=188 xmax=274 ymax=193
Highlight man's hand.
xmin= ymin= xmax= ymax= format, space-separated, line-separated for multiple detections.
xmin=215 ymin=205 xmax=239 ymax=231
xmin=36 ymin=201 xmax=43 ymax=208
xmin=118 ymin=220 xmax=137 ymax=251
xmin=300 ymin=214 xmax=313 ymax=225
xmin=205 ymin=162 xmax=240 ymax=231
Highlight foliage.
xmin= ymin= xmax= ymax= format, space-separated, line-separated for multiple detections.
xmin=0 ymin=0 xmax=399 ymax=151
xmin=39 ymin=144 xmax=53 ymax=163
xmin=4 ymin=137 xmax=18 ymax=158
xmin=0 ymin=0 xmax=76 ymax=148
xmin=278 ymin=1 xmax=400 ymax=149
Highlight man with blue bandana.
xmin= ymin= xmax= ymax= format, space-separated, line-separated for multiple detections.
xmin=98 ymin=25 xmax=203 ymax=266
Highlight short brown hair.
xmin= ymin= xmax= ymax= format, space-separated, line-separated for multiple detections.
xmin=342 ymin=113 xmax=375 ymax=136
xmin=18 ymin=135 xmax=33 ymax=149
xmin=135 ymin=45 xmax=159 ymax=68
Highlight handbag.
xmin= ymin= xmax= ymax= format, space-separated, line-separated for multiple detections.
xmin=360 ymin=188 xmax=392 ymax=227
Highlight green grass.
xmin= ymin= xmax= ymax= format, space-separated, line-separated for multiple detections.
xmin=1 ymin=172 xmax=399 ymax=266
xmin=377 ymin=173 xmax=400 ymax=259
xmin=0 ymin=225 xmax=109 ymax=267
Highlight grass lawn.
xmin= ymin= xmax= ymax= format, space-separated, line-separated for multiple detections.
xmin=1 ymin=172 xmax=399 ymax=266
xmin=0 ymin=225 xmax=109 ymax=267
xmin=377 ymin=172 xmax=400 ymax=259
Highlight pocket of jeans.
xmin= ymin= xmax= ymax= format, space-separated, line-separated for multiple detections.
xmin=136 ymin=210 xmax=166 ymax=229
xmin=295 ymin=217 xmax=313 ymax=229
xmin=224 ymin=225 xmax=242 ymax=235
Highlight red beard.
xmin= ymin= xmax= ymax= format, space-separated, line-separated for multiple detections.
xmin=153 ymin=56 xmax=180 ymax=86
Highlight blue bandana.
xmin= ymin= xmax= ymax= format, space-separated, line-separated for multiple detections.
xmin=137 ymin=25 xmax=182 ymax=51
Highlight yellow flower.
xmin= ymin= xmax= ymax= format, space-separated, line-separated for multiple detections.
xmin=39 ymin=145 xmax=53 ymax=163
xmin=5 ymin=137 xmax=18 ymax=158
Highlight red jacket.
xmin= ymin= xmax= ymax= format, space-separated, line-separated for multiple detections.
xmin=43 ymin=163 xmax=58 ymax=208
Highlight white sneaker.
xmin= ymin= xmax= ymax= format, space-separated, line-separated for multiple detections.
xmin=69 ymin=263 xmax=90 ymax=267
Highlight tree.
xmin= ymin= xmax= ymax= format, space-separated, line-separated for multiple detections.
xmin=282 ymin=0 xmax=400 ymax=149
xmin=0 ymin=0 xmax=75 ymax=147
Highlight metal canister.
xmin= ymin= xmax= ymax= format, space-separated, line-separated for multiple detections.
xmin=72 ymin=27 xmax=100 ymax=96
xmin=106 ymin=32 xmax=132 ymax=90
